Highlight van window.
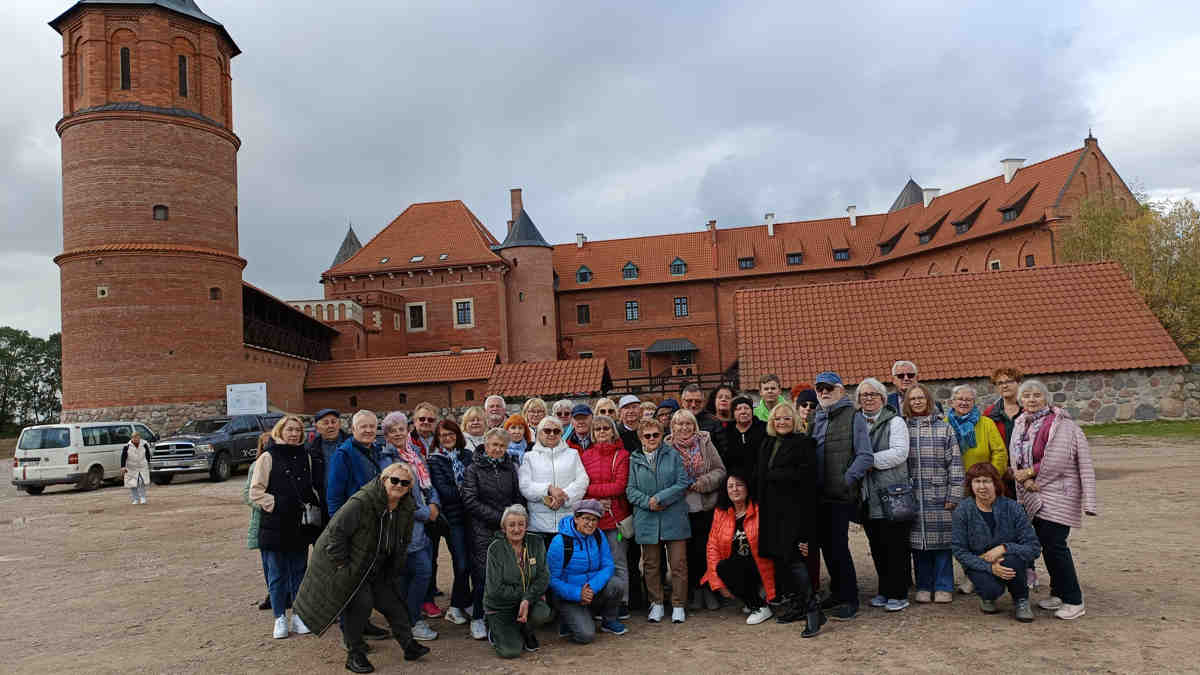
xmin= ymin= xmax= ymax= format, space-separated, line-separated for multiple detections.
xmin=83 ymin=426 xmax=129 ymax=446
xmin=18 ymin=427 xmax=71 ymax=450
xmin=134 ymin=424 xmax=156 ymax=442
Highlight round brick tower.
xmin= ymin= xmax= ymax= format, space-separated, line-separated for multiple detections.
xmin=50 ymin=1 xmax=244 ymax=422
xmin=496 ymin=189 xmax=558 ymax=363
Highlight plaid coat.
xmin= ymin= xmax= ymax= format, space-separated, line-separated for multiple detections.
xmin=907 ymin=415 xmax=964 ymax=550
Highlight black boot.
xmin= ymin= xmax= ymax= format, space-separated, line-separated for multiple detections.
xmin=801 ymin=595 xmax=826 ymax=638
xmin=345 ymin=651 xmax=374 ymax=673
xmin=258 ymin=595 xmax=271 ymax=610
xmin=362 ymin=621 xmax=389 ymax=640
xmin=771 ymin=594 xmax=799 ymax=624
xmin=402 ymin=639 xmax=430 ymax=661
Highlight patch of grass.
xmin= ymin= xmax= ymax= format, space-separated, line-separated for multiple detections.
xmin=1084 ymin=420 xmax=1200 ymax=438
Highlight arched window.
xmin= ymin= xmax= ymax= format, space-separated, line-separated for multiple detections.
xmin=178 ymin=55 xmax=189 ymax=97
xmin=622 ymin=261 xmax=639 ymax=280
xmin=152 ymin=205 xmax=169 ymax=221
xmin=576 ymin=266 xmax=592 ymax=283
xmin=120 ymin=47 xmax=131 ymax=90
xmin=670 ymin=257 xmax=687 ymax=275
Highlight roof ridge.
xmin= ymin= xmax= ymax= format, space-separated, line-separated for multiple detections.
xmin=309 ymin=350 xmax=498 ymax=366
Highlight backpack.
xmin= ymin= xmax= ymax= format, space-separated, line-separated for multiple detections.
xmin=556 ymin=530 xmax=604 ymax=569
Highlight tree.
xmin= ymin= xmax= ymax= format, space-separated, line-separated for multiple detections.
xmin=1061 ymin=195 xmax=1200 ymax=360
xmin=0 ymin=328 xmax=63 ymax=433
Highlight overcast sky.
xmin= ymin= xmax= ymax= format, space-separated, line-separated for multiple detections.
xmin=4 ymin=0 xmax=1199 ymax=338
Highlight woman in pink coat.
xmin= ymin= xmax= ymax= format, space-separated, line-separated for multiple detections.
xmin=1009 ymin=380 xmax=1097 ymax=621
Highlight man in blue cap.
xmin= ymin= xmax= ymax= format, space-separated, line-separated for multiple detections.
xmin=810 ymin=371 xmax=873 ymax=620
xmin=565 ymin=403 xmax=595 ymax=451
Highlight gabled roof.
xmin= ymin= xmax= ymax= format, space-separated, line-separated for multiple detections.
xmin=305 ymin=351 xmax=498 ymax=390
xmin=486 ymin=359 xmax=612 ymax=398
xmin=331 ymin=226 xmax=363 ymax=268
xmin=496 ymin=209 xmax=552 ymax=249
xmin=734 ymin=262 xmax=1187 ymax=390
xmin=49 ymin=1 xmax=240 ymax=55
xmin=889 ymin=179 xmax=924 ymax=212
xmin=325 ymin=201 xmax=505 ymax=277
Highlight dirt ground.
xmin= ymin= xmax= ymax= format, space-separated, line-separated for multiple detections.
xmin=2 ymin=436 xmax=1198 ymax=674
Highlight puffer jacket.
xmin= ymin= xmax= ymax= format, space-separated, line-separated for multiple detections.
xmin=427 ymin=445 xmax=474 ymax=527
xmin=702 ymin=501 xmax=777 ymax=601
xmin=326 ymin=437 xmax=381 ymax=517
xmin=461 ymin=450 xmax=522 ymax=578
xmin=1010 ymin=407 xmax=1098 ymax=528
xmin=626 ymin=448 xmax=692 ymax=544
xmin=664 ymin=430 xmax=727 ymax=513
xmin=546 ymin=515 xmax=615 ymax=602
xmin=518 ymin=441 xmax=590 ymax=534
xmin=294 ymin=478 xmax=415 ymax=636
xmin=952 ymin=496 xmax=1041 ymax=572
xmin=580 ymin=441 xmax=631 ymax=531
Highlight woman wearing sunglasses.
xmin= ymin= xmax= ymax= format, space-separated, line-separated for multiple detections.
xmin=518 ymin=417 xmax=590 ymax=545
xmin=294 ymin=462 xmax=430 ymax=673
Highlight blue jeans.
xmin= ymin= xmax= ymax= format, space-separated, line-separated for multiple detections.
xmin=264 ymin=550 xmax=307 ymax=618
xmin=912 ymin=549 xmax=954 ymax=593
xmin=426 ymin=524 xmax=473 ymax=611
xmin=260 ymin=550 xmax=270 ymax=587
xmin=399 ymin=546 xmax=433 ymax=622
xmin=967 ymin=554 xmax=1029 ymax=602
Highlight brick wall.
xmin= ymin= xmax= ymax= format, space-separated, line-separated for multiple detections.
xmin=239 ymin=346 xmax=309 ymax=413
xmin=499 ymin=246 xmax=557 ymax=362
xmin=305 ymin=379 xmax=489 ymax=413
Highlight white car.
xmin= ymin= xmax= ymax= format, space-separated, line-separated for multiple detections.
xmin=11 ymin=421 xmax=158 ymax=495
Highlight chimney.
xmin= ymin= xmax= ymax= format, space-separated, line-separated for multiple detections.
xmin=1001 ymin=158 xmax=1025 ymax=184
xmin=506 ymin=219 xmax=514 ymax=236
xmin=706 ymin=219 xmax=717 ymax=244
xmin=510 ymin=188 xmax=523 ymax=222
xmin=922 ymin=188 xmax=940 ymax=208
xmin=764 ymin=212 xmax=776 ymax=237
xmin=576 ymin=233 xmax=586 ymax=248
xmin=846 ymin=205 xmax=857 ymax=228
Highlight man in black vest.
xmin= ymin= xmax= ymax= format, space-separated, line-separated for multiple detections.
xmin=810 ymin=371 xmax=873 ymax=620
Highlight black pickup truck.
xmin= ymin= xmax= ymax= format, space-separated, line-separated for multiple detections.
xmin=150 ymin=413 xmax=284 ymax=484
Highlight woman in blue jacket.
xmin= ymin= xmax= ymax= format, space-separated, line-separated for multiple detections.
xmin=546 ymin=500 xmax=627 ymax=643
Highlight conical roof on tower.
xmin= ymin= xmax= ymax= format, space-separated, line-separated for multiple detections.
xmin=332 ymin=225 xmax=363 ymax=268
xmin=50 ymin=0 xmax=240 ymax=54
xmin=496 ymin=209 xmax=552 ymax=249
xmin=888 ymin=178 xmax=924 ymax=213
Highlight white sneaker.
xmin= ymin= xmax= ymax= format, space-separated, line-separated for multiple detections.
xmin=272 ymin=616 xmax=288 ymax=639
xmin=958 ymin=580 xmax=974 ymax=594
xmin=139 ymin=497 xmax=147 ymax=505
xmin=671 ymin=607 xmax=686 ymax=624
xmin=411 ymin=620 xmax=438 ymax=641
xmin=290 ymin=613 xmax=310 ymax=635
xmin=647 ymin=603 xmax=665 ymax=623
xmin=1038 ymin=596 xmax=1063 ymax=610
xmin=444 ymin=606 xmax=469 ymax=625
xmin=1055 ymin=602 xmax=1085 ymax=620
xmin=131 ymin=497 xmax=138 ymax=505
xmin=470 ymin=618 xmax=487 ymax=640
xmin=746 ymin=606 xmax=773 ymax=625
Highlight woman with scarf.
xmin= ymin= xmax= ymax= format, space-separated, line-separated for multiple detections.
xmin=904 ymin=384 xmax=964 ymax=605
xmin=579 ymin=414 xmax=633 ymax=619
xmin=461 ymin=428 xmax=523 ymax=640
xmin=947 ymin=384 xmax=1007 ymax=594
xmin=427 ymin=419 xmax=476 ymax=626
xmin=1010 ymin=380 xmax=1097 ymax=621
xmin=665 ymin=409 xmax=727 ymax=612
xmin=461 ymin=406 xmax=489 ymax=452
xmin=503 ymin=414 xmax=532 ymax=463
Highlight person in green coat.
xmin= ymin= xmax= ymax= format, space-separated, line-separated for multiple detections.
xmin=754 ymin=374 xmax=790 ymax=422
xmin=484 ymin=504 xmax=552 ymax=658
xmin=294 ymin=462 xmax=429 ymax=673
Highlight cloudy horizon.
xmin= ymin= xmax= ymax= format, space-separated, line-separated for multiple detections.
xmin=4 ymin=0 xmax=1199 ymax=338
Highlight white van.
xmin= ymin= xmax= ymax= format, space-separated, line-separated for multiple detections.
xmin=11 ymin=421 xmax=158 ymax=495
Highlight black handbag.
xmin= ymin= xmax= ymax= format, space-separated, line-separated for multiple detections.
xmin=878 ymin=481 xmax=918 ymax=522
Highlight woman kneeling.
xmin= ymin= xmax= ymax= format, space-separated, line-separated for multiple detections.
xmin=485 ymin=504 xmax=552 ymax=658
xmin=702 ymin=473 xmax=776 ymax=625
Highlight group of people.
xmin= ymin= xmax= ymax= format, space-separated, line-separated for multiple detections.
xmin=240 ymin=362 xmax=1098 ymax=672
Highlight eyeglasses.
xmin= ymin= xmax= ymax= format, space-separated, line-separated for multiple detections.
xmin=555 ymin=412 xmax=571 ymax=418
xmin=541 ymin=428 xmax=562 ymax=435
xmin=386 ymin=477 xmax=411 ymax=487
xmin=815 ymin=384 xmax=836 ymax=393
xmin=895 ymin=373 xmax=916 ymax=380
xmin=859 ymin=393 xmax=882 ymax=400
xmin=796 ymin=402 xmax=815 ymax=409
xmin=597 ymin=409 xmax=615 ymax=416
xmin=417 ymin=416 xmax=436 ymax=423
xmin=642 ymin=432 xmax=661 ymax=439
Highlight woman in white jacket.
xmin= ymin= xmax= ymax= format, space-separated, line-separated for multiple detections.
xmin=121 ymin=431 xmax=153 ymax=505
xmin=518 ymin=417 xmax=590 ymax=544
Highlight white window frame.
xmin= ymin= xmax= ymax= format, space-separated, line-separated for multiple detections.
xmin=452 ymin=297 xmax=475 ymax=329
xmin=989 ymin=260 xmax=1002 ymax=271
xmin=406 ymin=301 xmax=427 ymax=332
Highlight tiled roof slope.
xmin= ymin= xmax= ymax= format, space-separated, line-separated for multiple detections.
xmin=487 ymin=359 xmax=612 ymax=397
xmin=734 ymin=262 xmax=1187 ymax=390
xmin=325 ymin=201 xmax=504 ymax=276
xmin=306 ymin=351 xmax=498 ymax=389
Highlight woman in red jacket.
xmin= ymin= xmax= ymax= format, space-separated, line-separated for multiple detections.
xmin=702 ymin=473 xmax=777 ymax=626
xmin=579 ymin=414 xmax=633 ymax=619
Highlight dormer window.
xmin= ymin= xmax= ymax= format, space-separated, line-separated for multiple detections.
xmin=409 ymin=255 xmax=424 ymax=263
xmin=1002 ymin=209 xmax=1018 ymax=222
xmin=954 ymin=221 xmax=971 ymax=234
xmin=439 ymin=254 xmax=449 ymax=260
xmin=576 ymin=265 xmax=592 ymax=283
xmin=786 ymin=252 xmax=803 ymax=265
xmin=622 ymin=262 xmax=639 ymax=280
xmin=918 ymin=232 xmax=933 ymax=244
xmin=833 ymin=249 xmax=850 ymax=261
xmin=670 ymin=258 xmax=687 ymax=275
xmin=737 ymin=257 xmax=755 ymax=270
xmin=379 ymin=257 xmax=390 ymax=264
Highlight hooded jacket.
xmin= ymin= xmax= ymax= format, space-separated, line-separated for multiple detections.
xmin=579 ymin=440 xmax=632 ymax=530
xmin=484 ymin=531 xmax=549 ymax=612
xmin=326 ymin=437 xmax=381 ymax=517
xmin=518 ymin=440 xmax=590 ymax=534
xmin=546 ymin=515 xmax=615 ymax=602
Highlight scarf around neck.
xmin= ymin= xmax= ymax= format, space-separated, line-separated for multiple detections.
xmin=948 ymin=406 xmax=981 ymax=450
xmin=673 ymin=435 xmax=705 ymax=479
xmin=1016 ymin=407 xmax=1054 ymax=469
xmin=400 ymin=437 xmax=433 ymax=490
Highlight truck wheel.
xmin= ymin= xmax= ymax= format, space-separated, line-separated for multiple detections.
xmin=23 ymin=485 xmax=45 ymax=495
xmin=78 ymin=465 xmax=104 ymax=491
xmin=210 ymin=453 xmax=231 ymax=482
xmin=150 ymin=473 xmax=174 ymax=486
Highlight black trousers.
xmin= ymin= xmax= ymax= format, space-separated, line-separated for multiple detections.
xmin=342 ymin=573 xmax=413 ymax=654
xmin=1033 ymin=517 xmax=1082 ymax=605
xmin=863 ymin=519 xmax=911 ymax=600
xmin=627 ymin=539 xmax=646 ymax=610
xmin=771 ymin=546 xmax=812 ymax=602
xmin=967 ymin=554 xmax=1029 ymax=601
xmin=715 ymin=554 xmax=764 ymax=610
xmin=687 ymin=510 xmax=715 ymax=591
xmin=818 ymin=501 xmax=859 ymax=608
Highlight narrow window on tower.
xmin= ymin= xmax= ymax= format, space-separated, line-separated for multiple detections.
xmin=120 ymin=47 xmax=131 ymax=90
xmin=77 ymin=51 xmax=84 ymax=97
xmin=153 ymin=205 xmax=169 ymax=221
xmin=178 ymin=55 xmax=188 ymax=97
xmin=209 ymin=287 xmax=221 ymax=301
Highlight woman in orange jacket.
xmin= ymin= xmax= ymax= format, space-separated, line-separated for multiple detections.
xmin=701 ymin=473 xmax=777 ymax=626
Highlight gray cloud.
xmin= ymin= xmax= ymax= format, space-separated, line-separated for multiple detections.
xmin=5 ymin=0 xmax=1200 ymax=334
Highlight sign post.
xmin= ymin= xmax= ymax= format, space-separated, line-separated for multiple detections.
xmin=227 ymin=382 xmax=268 ymax=415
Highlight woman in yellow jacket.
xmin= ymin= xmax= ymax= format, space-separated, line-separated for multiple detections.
xmin=947 ymin=384 xmax=1008 ymax=594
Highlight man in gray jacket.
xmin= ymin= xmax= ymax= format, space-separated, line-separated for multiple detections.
xmin=810 ymin=371 xmax=874 ymax=620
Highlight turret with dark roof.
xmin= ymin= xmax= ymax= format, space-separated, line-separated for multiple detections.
xmin=496 ymin=209 xmax=552 ymax=249
xmin=332 ymin=225 xmax=363 ymax=268
xmin=889 ymin=178 xmax=924 ymax=213
xmin=50 ymin=1 xmax=240 ymax=55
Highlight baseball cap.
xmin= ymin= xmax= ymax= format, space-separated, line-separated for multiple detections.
xmin=314 ymin=408 xmax=340 ymax=422
xmin=618 ymin=394 xmax=641 ymax=409
xmin=571 ymin=403 xmax=593 ymax=418
xmin=815 ymin=371 xmax=843 ymax=386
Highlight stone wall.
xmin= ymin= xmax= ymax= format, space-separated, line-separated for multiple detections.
xmin=919 ymin=365 xmax=1200 ymax=423
xmin=62 ymin=399 xmax=227 ymax=436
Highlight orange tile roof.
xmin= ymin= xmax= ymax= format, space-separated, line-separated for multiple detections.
xmin=324 ymin=201 xmax=504 ymax=277
xmin=305 ymin=351 xmax=498 ymax=389
xmin=734 ymin=262 xmax=1187 ymax=389
xmin=487 ymin=359 xmax=612 ymax=398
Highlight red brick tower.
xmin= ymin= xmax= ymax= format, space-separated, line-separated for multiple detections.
xmin=50 ymin=1 xmax=244 ymax=421
xmin=495 ymin=189 xmax=558 ymax=362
